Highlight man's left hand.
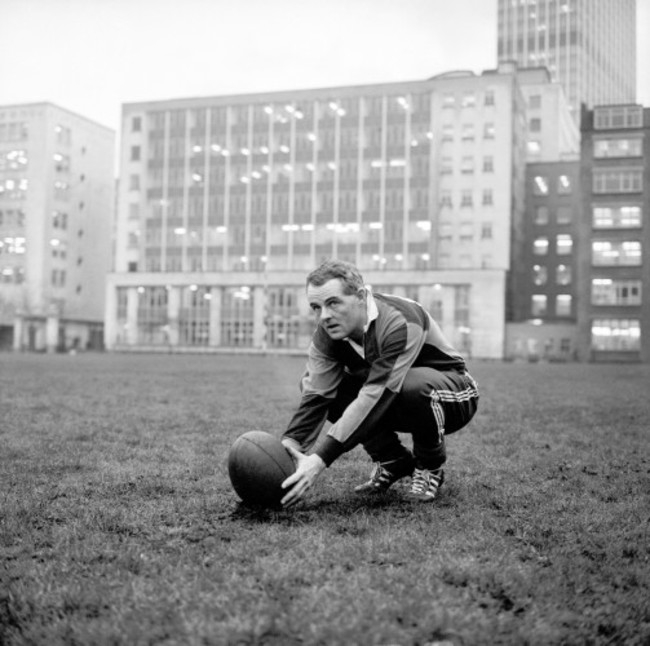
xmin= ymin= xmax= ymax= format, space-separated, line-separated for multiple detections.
xmin=280 ymin=444 xmax=326 ymax=508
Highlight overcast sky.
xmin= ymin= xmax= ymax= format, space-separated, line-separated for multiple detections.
xmin=1 ymin=0 xmax=648 ymax=132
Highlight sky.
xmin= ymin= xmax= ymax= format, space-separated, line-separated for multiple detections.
xmin=1 ymin=0 xmax=648 ymax=133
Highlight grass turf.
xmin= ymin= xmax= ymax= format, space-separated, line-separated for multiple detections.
xmin=1 ymin=353 xmax=649 ymax=645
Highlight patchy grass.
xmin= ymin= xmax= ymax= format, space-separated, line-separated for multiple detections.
xmin=1 ymin=353 xmax=649 ymax=645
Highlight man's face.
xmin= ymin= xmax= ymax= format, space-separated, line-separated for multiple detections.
xmin=307 ymin=278 xmax=367 ymax=342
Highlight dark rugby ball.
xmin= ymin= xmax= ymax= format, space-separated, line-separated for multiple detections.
xmin=228 ymin=430 xmax=296 ymax=507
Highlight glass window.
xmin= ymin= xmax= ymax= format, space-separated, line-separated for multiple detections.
xmin=533 ymin=237 xmax=549 ymax=255
xmin=532 ymin=295 xmax=547 ymax=316
xmin=592 ymin=205 xmax=642 ymax=228
xmin=591 ymin=279 xmax=642 ymax=305
xmin=592 ymin=240 xmax=642 ymax=266
xmin=132 ymin=116 xmax=142 ymax=132
xmin=482 ymin=156 xmax=494 ymax=172
xmin=556 ymin=206 xmax=572 ymax=224
xmin=529 ymin=118 xmax=541 ymax=132
xmin=483 ymin=123 xmax=495 ymax=139
xmin=482 ymin=189 xmax=493 ymax=205
xmin=593 ymin=169 xmax=643 ymax=193
xmin=484 ymin=90 xmax=495 ymax=106
xmin=556 ymin=295 xmax=572 ymax=317
xmin=130 ymin=146 xmax=141 ymax=162
xmin=533 ymin=175 xmax=549 ymax=195
xmin=556 ymin=264 xmax=572 ymax=285
xmin=593 ymin=137 xmax=643 ymax=158
xmin=591 ymin=319 xmax=640 ymax=351
xmin=460 ymin=190 xmax=473 ymax=207
xmin=529 ymin=95 xmax=542 ymax=109
xmin=534 ymin=206 xmax=549 ymax=225
xmin=557 ymin=174 xmax=572 ymax=194
xmin=533 ymin=264 xmax=547 ymax=285
xmin=556 ymin=234 xmax=573 ymax=255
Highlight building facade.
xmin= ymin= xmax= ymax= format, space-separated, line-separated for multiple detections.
xmin=107 ymin=64 xmax=552 ymax=358
xmin=577 ymin=104 xmax=649 ymax=362
xmin=497 ymin=0 xmax=637 ymax=125
xmin=507 ymin=159 xmax=581 ymax=361
xmin=0 ymin=103 xmax=115 ymax=351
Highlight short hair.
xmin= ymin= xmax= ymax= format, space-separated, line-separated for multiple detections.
xmin=306 ymin=259 xmax=365 ymax=295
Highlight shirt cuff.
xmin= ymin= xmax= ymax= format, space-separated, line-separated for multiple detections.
xmin=313 ymin=435 xmax=345 ymax=467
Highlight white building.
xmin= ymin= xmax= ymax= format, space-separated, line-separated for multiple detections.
xmin=0 ymin=103 xmax=115 ymax=351
xmin=106 ymin=63 xmax=572 ymax=359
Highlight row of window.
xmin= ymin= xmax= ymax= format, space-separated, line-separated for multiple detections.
xmin=130 ymin=120 xmax=499 ymax=164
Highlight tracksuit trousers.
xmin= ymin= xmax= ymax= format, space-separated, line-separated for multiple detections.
xmin=327 ymin=367 xmax=479 ymax=471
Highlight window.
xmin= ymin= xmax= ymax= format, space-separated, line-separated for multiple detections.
xmin=556 ymin=206 xmax=572 ymax=224
xmin=482 ymin=189 xmax=493 ymax=206
xmin=534 ymin=206 xmax=549 ymax=225
xmin=439 ymin=156 xmax=453 ymax=174
xmin=460 ymin=190 xmax=473 ymax=207
xmin=591 ymin=319 xmax=640 ymax=351
xmin=592 ymin=240 xmax=642 ymax=266
xmin=594 ymin=137 xmax=643 ymax=158
xmin=533 ymin=237 xmax=549 ymax=255
xmin=129 ymin=174 xmax=140 ymax=190
xmin=593 ymin=169 xmax=643 ymax=193
xmin=461 ymin=156 xmax=474 ymax=173
xmin=461 ymin=93 xmax=476 ymax=108
xmin=439 ymin=191 xmax=452 ymax=208
xmin=533 ymin=175 xmax=549 ymax=195
xmin=529 ymin=118 xmax=541 ymax=132
xmin=483 ymin=123 xmax=495 ymax=139
xmin=592 ymin=205 xmax=642 ymax=228
xmin=591 ymin=279 xmax=642 ymax=306
xmin=442 ymin=124 xmax=454 ymax=141
xmin=461 ymin=124 xmax=475 ymax=140
xmin=533 ymin=264 xmax=547 ymax=285
xmin=529 ymin=94 xmax=541 ymax=109
xmin=556 ymin=234 xmax=572 ymax=255
xmin=481 ymin=222 xmax=493 ymax=239
xmin=556 ymin=295 xmax=572 ymax=317
xmin=484 ymin=90 xmax=495 ymax=106
xmin=443 ymin=94 xmax=456 ymax=108
xmin=482 ymin=156 xmax=494 ymax=172
xmin=556 ymin=264 xmax=572 ymax=285
xmin=532 ymin=295 xmax=547 ymax=316
xmin=594 ymin=106 xmax=643 ymax=130
xmin=557 ymin=174 xmax=572 ymax=194
xmin=132 ymin=116 xmax=142 ymax=132
xmin=130 ymin=146 xmax=141 ymax=161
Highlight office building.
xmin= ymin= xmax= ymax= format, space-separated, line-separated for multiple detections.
xmin=106 ymin=62 xmax=578 ymax=359
xmin=497 ymin=0 xmax=637 ymax=125
xmin=507 ymin=159 xmax=581 ymax=360
xmin=577 ymin=103 xmax=649 ymax=362
xmin=0 ymin=103 xmax=115 ymax=351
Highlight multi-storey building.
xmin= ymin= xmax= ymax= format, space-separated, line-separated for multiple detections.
xmin=107 ymin=63 xmax=554 ymax=358
xmin=578 ymin=104 xmax=649 ymax=362
xmin=0 ymin=103 xmax=115 ymax=351
xmin=508 ymin=159 xmax=581 ymax=360
xmin=498 ymin=0 xmax=637 ymax=125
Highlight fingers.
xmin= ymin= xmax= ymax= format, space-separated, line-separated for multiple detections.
xmin=281 ymin=479 xmax=309 ymax=508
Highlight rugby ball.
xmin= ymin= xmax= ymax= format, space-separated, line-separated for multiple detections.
xmin=228 ymin=430 xmax=296 ymax=507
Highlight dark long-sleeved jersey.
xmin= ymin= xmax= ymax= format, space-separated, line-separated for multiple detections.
xmin=283 ymin=290 xmax=466 ymax=466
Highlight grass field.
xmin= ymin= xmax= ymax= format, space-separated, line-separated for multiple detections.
xmin=1 ymin=352 xmax=649 ymax=645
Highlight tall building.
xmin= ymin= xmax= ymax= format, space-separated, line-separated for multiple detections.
xmin=577 ymin=103 xmax=649 ymax=363
xmin=106 ymin=63 xmax=573 ymax=358
xmin=497 ymin=0 xmax=637 ymax=125
xmin=0 ymin=103 xmax=115 ymax=351
xmin=507 ymin=158 xmax=581 ymax=361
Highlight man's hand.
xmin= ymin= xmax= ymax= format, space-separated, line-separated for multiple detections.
xmin=280 ymin=443 xmax=326 ymax=508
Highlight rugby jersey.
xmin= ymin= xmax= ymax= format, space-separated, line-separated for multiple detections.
xmin=283 ymin=290 xmax=467 ymax=466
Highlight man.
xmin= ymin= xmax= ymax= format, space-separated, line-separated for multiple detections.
xmin=280 ymin=259 xmax=479 ymax=507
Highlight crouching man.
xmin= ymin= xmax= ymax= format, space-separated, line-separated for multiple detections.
xmin=281 ymin=259 xmax=479 ymax=508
